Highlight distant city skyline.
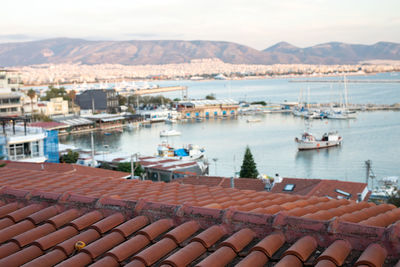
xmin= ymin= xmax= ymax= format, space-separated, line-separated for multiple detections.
xmin=2 ymin=0 xmax=400 ymax=49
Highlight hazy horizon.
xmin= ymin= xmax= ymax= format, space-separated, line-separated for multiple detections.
xmin=2 ymin=0 xmax=400 ymax=50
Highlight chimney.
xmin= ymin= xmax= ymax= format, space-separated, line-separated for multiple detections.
xmin=230 ymin=177 xmax=235 ymax=188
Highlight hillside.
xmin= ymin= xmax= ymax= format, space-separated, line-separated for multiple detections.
xmin=0 ymin=38 xmax=399 ymax=66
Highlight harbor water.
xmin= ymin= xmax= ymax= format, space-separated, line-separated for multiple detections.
xmin=60 ymin=72 xmax=400 ymax=183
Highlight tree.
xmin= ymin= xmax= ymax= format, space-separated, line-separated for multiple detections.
xmin=118 ymin=94 xmax=127 ymax=106
xmin=41 ymin=86 xmax=69 ymax=101
xmin=60 ymin=150 xmax=79 ymax=163
xmin=116 ymin=162 xmax=145 ymax=177
xmin=27 ymin=89 xmax=36 ymax=114
xmin=205 ymin=94 xmax=216 ymax=100
xmin=239 ymin=146 xmax=259 ymax=178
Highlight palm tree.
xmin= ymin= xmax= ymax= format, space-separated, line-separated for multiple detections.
xmin=27 ymin=89 xmax=36 ymax=115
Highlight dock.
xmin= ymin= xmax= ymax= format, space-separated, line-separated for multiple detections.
xmin=134 ymin=86 xmax=188 ymax=95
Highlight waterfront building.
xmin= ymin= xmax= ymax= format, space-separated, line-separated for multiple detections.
xmin=75 ymin=89 xmax=119 ymax=113
xmin=83 ymin=113 xmax=125 ymax=130
xmin=52 ymin=115 xmax=95 ymax=134
xmin=0 ymin=117 xmax=59 ymax=163
xmin=175 ymin=99 xmax=239 ymax=119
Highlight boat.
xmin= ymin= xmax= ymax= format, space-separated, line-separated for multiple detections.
xmin=246 ymin=118 xmax=261 ymax=123
xmin=157 ymin=142 xmax=205 ymax=160
xmin=160 ymin=129 xmax=181 ymax=137
xmin=295 ymin=131 xmax=342 ymax=150
xmin=370 ymin=176 xmax=399 ymax=200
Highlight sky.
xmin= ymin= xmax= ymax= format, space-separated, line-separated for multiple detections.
xmin=1 ymin=0 xmax=400 ymax=49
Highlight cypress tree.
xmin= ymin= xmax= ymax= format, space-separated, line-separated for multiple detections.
xmin=239 ymin=146 xmax=259 ymax=178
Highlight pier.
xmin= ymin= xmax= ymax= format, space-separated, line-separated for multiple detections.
xmin=133 ymin=86 xmax=188 ymax=95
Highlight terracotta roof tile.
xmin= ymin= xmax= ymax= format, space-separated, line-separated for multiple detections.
xmin=68 ymin=210 xmax=103 ymax=231
xmin=132 ymin=237 xmax=177 ymax=266
xmin=275 ymin=254 xmax=303 ymax=267
xmin=0 ymin=245 xmax=43 ymax=266
xmin=32 ymin=225 xmax=78 ymax=251
xmin=5 ymin=204 xmax=43 ymax=223
xmin=55 ymin=229 xmax=101 ymax=256
xmin=282 ymin=236 xmax=317 ymax=262
xmin=22 ymin=249 xmax=67 ymax=267
xmin=191 ymin=225 xmax=226 ymax=248
xmin=79 ymin=231 xmax=125 ymax=260
xmin=355 ymin=243 xmax=387 ymax=267
xmin=0 ymin=220 xmax=35 ymax=243
xmin=162 ymin=241 xmax=207 ymax=267
xmin=55 ymin=251 xmax=92 ymax=267
xmin=219 ymin=228 xmax=256 ymax=253
xmin=164 ymin=220 xmax=200 ymax=244
xmin=317 ymin=239 xmax=352 ymax=266
xmin=196 ymin=246 xmax=237 ymax=267
xmin=89 ymin=255 xmax=119 ymax=267
xmin=315 ymin=259 xmax=337 ymax=267
xmin=90 ymin=212 xmax=125 ymax=234
xmin=251 ymin=232 xmax=285 ymax=258
xmin=11 ymin=223 xmax=56 ymax=247
xmin=235 ymin=250 xmax=269 ymax=267
xmin=137 ymin=219 xmax=174 ymax=241
xmin=106 ymin=234 xmax=150 ymax=262
xmin=46 ymin=209 xmax=81 ymax=229
xmin=111 ymin=216 xmax=149 ymax=238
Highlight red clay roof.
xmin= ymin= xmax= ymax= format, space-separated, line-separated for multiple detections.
xmin=0 ymin=162 xmax=399 ymax=265
xmin=0 ymin=189 xmax=398 ymax=266
xmin=270 ymin=178 xmax=369 ymax=201
xmin=176 ymin=176 xmax=266 ymax=191
xmin=0 ymin=161 xmax=128 ymax=179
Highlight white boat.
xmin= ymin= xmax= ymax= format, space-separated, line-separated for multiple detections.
xmin=295 ymin=132 xmax=342 ymax=150
xmin=160 ymin=129 xmax=181 ymax=137
xmin=370 ymin=176 xmax=399 ymax=200
xmin=246 ymin=118 xmax=261 ymax=123
xmin=157 ymin=143 xmax=205 ymax=160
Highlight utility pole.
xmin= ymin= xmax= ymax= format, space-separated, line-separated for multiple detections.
xmin=365 ymin=160 xmax=371 ymax=184
xmin=91 ymin=131 xmax=95 ymax=167
xmin=131 ymin=154 xmax=134 ymax=179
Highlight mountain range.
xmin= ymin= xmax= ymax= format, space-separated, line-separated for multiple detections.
xmin=0 ymin=38 xmax=399 ymax=67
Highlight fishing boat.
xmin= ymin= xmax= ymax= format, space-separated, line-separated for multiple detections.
xmin=160 ymin=129 xmax=181 ymax=137
xmin=157 ymin=142 xmax=205 ymax=160
xmin=295 ymin=131 xmax=342 ymax=150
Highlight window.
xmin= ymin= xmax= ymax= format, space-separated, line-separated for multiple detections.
xmin=283 ymin=184 xmax=295 ymax=191
xmin=32 ymin=141 xmax=39 ymax=157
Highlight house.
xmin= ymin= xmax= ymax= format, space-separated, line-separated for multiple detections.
xmin=75 ymin=89 xmax=119 ymax=113
xmin=0 ymin=162 xmax=398 ymax=266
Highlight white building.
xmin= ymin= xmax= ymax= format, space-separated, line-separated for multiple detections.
xmin=38 ymin=97 xmax=69 ymax=116
xmin=0 ymin=125 xmax=47 ymax=162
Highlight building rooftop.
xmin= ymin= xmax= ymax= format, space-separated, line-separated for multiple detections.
xmin=0 ymin=162 xmax=399 ymax=265
xmin=28 ymin=122 xmax=69 ymax=130
xmin=178 ymin=176 xmax=370 ymax=201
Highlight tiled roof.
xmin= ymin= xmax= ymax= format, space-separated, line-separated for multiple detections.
xmin=176 ymin=176 xmax=266 ymax=191
xmin=0 ymin=161 xmax=129 ymax=179
xmin=0 ymin=190 xmax=398 ymax=266
xmin=177 ymin=176 xmax=369 ymax=201
xmin=270 ymin=178 xmax=369 ymax=201
xmin=0 ymin=164 xmax=398 ymax=228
